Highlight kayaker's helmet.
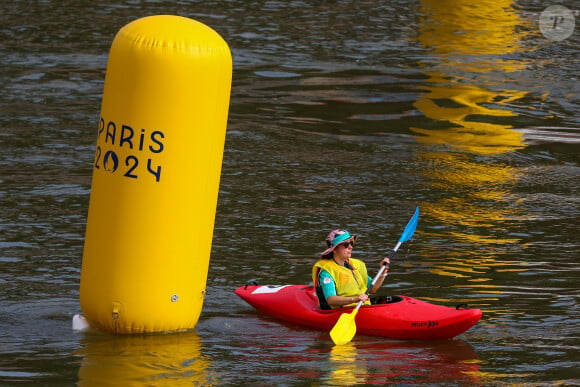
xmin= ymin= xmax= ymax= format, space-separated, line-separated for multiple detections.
xmin=320 ymin=229 xmax=358 ymax=257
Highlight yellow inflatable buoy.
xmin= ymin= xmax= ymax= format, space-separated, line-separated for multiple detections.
xmin=79 ymin=15 xmax=232 ymax=334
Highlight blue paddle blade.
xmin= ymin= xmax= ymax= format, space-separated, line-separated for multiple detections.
xmin=399 ymin=207 xmax=419 ymax=243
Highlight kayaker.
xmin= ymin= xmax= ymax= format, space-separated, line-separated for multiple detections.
xmin=312 ymin=229 xmax=390 ymax=310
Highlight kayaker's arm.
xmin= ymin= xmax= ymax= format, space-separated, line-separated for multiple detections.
xmin=327 ymin=294 xmax=369 ymax=307
xmin=369 ymin=257 xmax=390 ymax=294
xmin=369 ymin=273 xmax=386 ymax=293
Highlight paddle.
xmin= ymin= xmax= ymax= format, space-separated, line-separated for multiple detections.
xmin=329 ymin=206 xmax=420 ymax=345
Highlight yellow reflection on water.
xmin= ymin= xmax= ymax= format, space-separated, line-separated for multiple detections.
xmin=448 ymin=231 xmax=521 ymax=246
xmin=76 ymin=330 xmax=211 ymax=386
xmin=412 ymin=0 xmax=532 ymax=289
xmin=417 ymin=0 xmax=529 ymax=71
xmin=325 ymin=342 xmax=367 ymax=385
xmin=423 ymin=152 xmax=517 ymax=187
xmin=412 ymin=73 xmax=527 ymax=155
xmin=464 ymin=370 xmax=535 ymax=381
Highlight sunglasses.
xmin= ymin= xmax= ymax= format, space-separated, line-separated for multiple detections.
xmin=340 ymin=241 xmax=354 ymax=248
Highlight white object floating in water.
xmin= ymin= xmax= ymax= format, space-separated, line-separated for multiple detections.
xmin=72 ymin=314 xmax=90 ymax=331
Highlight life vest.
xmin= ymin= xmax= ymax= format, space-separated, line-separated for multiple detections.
xmin=312 ymin=258 xmax=369 ymax=309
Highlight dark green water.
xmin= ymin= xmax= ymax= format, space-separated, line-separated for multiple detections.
xmin=1 ymin=0 xmax=578 ymax=385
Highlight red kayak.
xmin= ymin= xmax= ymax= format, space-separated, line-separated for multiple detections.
xmin=235 ymin=284 xmax=482 ymax=340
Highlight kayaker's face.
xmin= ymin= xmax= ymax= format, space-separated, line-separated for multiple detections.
xmin=335 ymin=240 xmax=353 ymax=259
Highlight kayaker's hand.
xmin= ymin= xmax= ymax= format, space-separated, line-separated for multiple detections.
xmin=379 ymin=257 xmax=390 ymax=272
xmin=357 ymin=294 xmax=369 ymax=303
